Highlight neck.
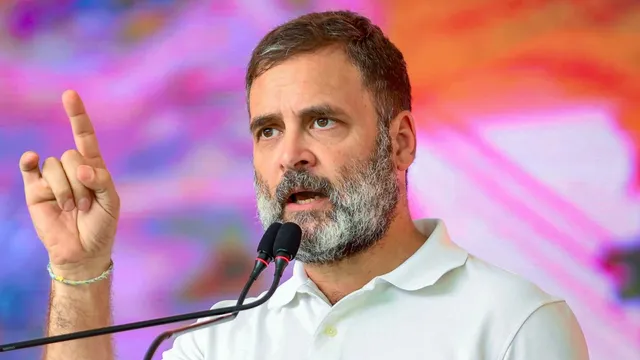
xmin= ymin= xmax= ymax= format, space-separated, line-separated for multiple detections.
xmin=303 ymin=206 xmax=427 ymax=304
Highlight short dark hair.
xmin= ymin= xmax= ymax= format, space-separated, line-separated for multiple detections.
xmin=245 ymin=10 xmax=412 ymax=126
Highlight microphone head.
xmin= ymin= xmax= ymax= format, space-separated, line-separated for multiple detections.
xmin=273 ymin=222 xmax=302 ymax=260
xmin=257 ymin=222 xmax=282 ymax=259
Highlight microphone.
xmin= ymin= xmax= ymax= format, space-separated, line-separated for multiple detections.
xmin=272 ymin=221 xmax=302 ymax=275
xmin=0 ymin=222 xmax=302 ymax=354
xmin=142 ymin=222 xmax=282 ymax=359
xmin=143 ymin=222 xmax=301 ymax=359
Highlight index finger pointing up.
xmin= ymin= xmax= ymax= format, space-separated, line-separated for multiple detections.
xmin=62 ymin=90 xmax=103 ymax=162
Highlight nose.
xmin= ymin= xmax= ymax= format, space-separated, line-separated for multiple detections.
xmin=278 ymin=130 xmax=316 ymax=172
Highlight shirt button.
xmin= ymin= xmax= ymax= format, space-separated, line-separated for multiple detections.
xmin=323 ymin=326 xmax=338 ymax=337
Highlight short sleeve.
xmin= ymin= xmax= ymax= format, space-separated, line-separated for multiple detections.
xmin=162 ymin=300 xmax=237 ymax=360
xmin=502 ymin=301 xmax=589 ymax=360
xmin=161 ymin=327 xmax=203 ymax=360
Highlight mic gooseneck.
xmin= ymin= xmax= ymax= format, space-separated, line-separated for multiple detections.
xmin=143 ymin=264 xmax=284 ymax=360
xmin=249 ymin=222 xmax=281 ymax=281
xmin=142 ymin=222 xmax=301 ymax=360
xmin=142 ymin=222 xmax=283 ymax=360
xmin=235 ymin=222 xmax=281 ymax=310
xmin=0 ymin=222 xmax=296 ymax=354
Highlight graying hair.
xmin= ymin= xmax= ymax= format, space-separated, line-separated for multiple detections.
xmin=245 ymin=10 xmax=412 ymax=126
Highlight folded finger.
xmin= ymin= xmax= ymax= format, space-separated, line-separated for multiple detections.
xmin=20 ymin=152 xmax=56 ymax=206
xmin=61 ymin=149 xmax=93 ymax=212
xmin=19 ymin=151 xmax=42 ymax=186
xmin=77 ymin=165 xmax=120 ymax=218
xmin=42 ymin=157 xmax=75 ymax=212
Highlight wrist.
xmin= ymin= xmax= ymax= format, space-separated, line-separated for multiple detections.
xmin=49 ymin=258 xmax=113 ymax=281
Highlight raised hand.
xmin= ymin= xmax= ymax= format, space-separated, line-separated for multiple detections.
xmin=19 ymin=90 xmax=120 ymax=277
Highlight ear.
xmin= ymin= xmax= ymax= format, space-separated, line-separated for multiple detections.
xmin=388 ymin=110 xmax=417 ymax=172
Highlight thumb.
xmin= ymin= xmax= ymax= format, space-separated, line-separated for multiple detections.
xmin=76 ymin=165 xmax=119 ymax=214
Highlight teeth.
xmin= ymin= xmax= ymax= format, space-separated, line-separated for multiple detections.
xmin=295 ymin=196 xmax=320 ymax=204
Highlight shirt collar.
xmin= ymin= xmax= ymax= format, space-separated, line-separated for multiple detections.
xmin=267 ymin=218 xmax=468 ymax=309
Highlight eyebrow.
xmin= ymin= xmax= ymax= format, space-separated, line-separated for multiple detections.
xmin=249 ymin=103 xmax=349 ymax=134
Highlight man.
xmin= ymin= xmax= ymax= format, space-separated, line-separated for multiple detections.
xmin=18 ymin=10 xmax=588 ymax=360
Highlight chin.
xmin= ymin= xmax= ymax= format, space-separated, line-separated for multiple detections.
xmin=283 ymin=211 xmax=327 ymax=237
xmin=283 ymin=209 xmax=328 ymax=224
xmin=294 ymin=242 xmax=350 ymax=265
xmin=292 ymin=222 xmax=325 ymax=241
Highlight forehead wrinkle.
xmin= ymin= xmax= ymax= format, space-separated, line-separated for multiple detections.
xmin=248 ymin=50 xmax=378 ymax=133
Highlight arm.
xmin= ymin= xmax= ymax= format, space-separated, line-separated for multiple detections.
xmin=43 ymin=264 xmax=114 ymax=360
xmin=501 ymin=301 xmax=589 ymax=360
xmin=18 ymin=91 xmax=120 ymax=360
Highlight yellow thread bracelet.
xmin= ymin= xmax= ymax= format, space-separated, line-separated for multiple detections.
xmin=47 ymin=260 xmax=114 ymax=286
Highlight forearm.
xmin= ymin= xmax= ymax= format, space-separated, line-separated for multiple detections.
xmin=43 ymin=275 xmax=114 ymax=360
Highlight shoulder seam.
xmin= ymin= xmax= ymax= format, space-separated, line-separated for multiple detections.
xmin=495 ymin=299 xmax=566 ymax=360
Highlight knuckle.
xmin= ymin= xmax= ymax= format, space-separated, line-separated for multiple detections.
xmin=60 ymin=149 xmax=79 ymax=163
xmin=102 ymin=169 xmax=113 ymax=182
xmin=42 ymin=157 xmax=59 ymax=170
xmin=113 ymin=193 xmax=121 ymax=206
xmin=53 ymin=187 xmax=73 ymax=200
xmin=76 ymin=129 xmax=94 ymax=138
xmin=71 ymin=182 xmax=90 ymax=195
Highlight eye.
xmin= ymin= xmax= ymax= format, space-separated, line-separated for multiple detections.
xmin=312 ymin=118 xmax=336 ymax=129
xmin=259 ymin=127 xmax=281 ymax=140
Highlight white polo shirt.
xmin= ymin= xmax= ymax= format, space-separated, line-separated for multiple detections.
xmin=163 ymin=219 xmax=589 ymax=360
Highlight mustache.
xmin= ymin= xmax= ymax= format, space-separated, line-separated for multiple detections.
xmin=274 ymin=170 xmax=335 ymax=204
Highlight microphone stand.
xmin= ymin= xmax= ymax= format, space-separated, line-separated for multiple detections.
xmin=142 ymin=227 xmax=299 ymax=359
xmin=0 ymin=222 xmax=301 ymax=356
xmin=0 ymin=269 xmax=285 ymax=353
xmin=142 ymin=272 xmax=261 ymax=360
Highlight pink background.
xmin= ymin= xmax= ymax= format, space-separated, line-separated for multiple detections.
xmin=0 ymin=1 xmax=638 ymax=359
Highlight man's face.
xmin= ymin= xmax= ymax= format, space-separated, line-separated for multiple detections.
xmin=249 ymin=46 xmax=400 ymax=264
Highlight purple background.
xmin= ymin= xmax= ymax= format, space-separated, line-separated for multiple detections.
xmin=0 ymin=1 xmax=638 ymax=359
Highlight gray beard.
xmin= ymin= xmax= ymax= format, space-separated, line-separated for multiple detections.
xmin=254 ymin=129 xmax=400 ymax=265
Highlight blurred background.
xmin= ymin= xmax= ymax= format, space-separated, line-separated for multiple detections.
xmin=0 ymin=0 xmax=638 ymax=359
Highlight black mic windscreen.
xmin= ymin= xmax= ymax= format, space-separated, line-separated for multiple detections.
xmin=273 ymin=222 xmax=302 ymax=259
xmin=257 ymin=222 xmax=282 ymax=258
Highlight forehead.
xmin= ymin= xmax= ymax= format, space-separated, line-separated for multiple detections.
xmin=248 ymin=46 xmax=374 ymax=119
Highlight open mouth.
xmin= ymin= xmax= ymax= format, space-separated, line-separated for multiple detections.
xmin=287 ymin=190 xmax=326 ymax=205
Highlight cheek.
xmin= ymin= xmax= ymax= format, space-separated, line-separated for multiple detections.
xmin=253 ymin=157 xmax=278 ymax=191
xmin=320 ymin=140 xmax=368 ymax=167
